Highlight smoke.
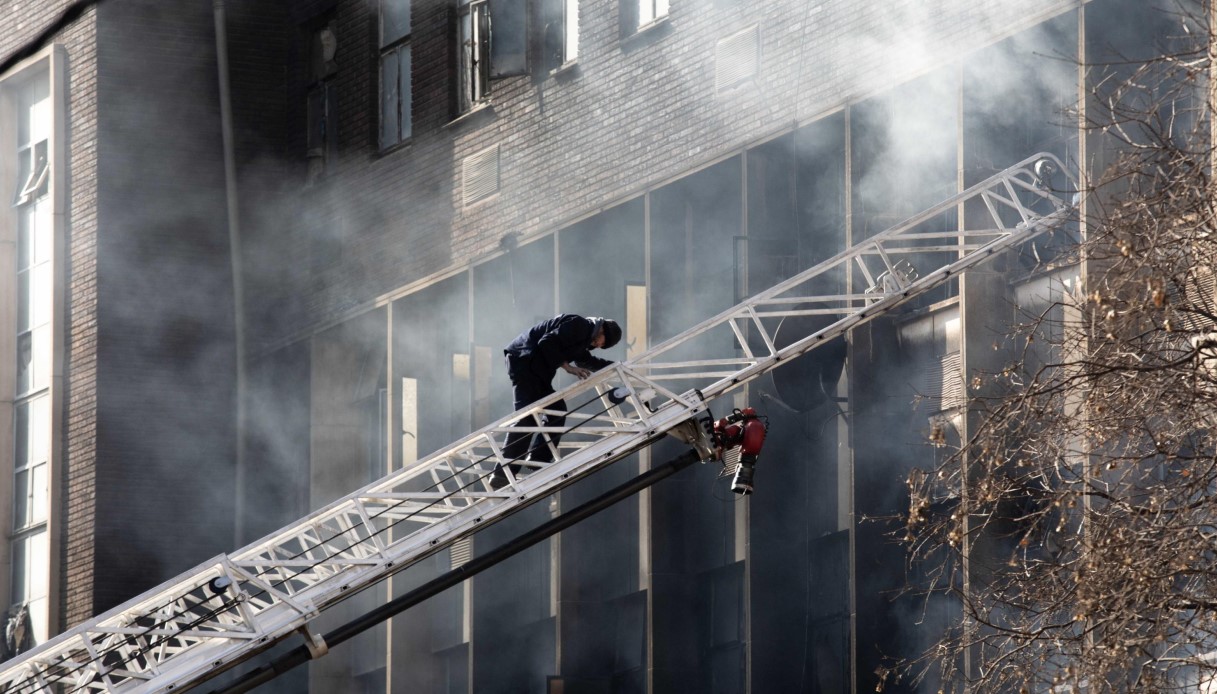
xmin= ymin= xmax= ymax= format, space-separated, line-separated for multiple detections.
xmin=85 ymin=0 xmax=1166 ymax=690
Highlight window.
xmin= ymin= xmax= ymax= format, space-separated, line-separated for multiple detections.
xmin=564 ymin=0 xmax=579 ymax=62
xmin=454 ymin=0 xmax=526 ymax=114
xmin=637 ymin=0 xmax=669 ymax=28
xmin=380 ymin=0 xmax=411 ymax=149
xmin=620 ymin=0 xmax=668 ymax=39
xmin=8 ymin=69 xmax=53 ymax=650
xmin=457 ymin=0 xmax=490 ymax=113
xmin=542 ymin=0 xmax=578 ymax=71
xmin=307 ymin=17 xmax=339 ymax=179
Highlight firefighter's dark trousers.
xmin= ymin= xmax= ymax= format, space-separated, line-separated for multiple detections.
xmin=503 ymin=355 xmax=568 ymax=469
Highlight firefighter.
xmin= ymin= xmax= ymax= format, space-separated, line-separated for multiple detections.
xmin=492 ymin=314 xmax=622 ymax=489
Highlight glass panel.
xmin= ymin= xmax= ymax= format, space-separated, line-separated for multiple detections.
xmin=16 ymin=270 xmax=28 ymax=332
xmin=14 ymin=401 xmax=28 ymax=467
xmin=487 ymin=0 xmax=526 ymax=77
xmin=638 ymin=0 xmax=654 ymax=26
xmin=24 ymin=262 xmax=52 ymax=331
xmin=17 ymin=209 xmax=32 ymax=271
xmin=4 ymin=540 xmax=46 ymax=648
xmin=564 ymin=0 xmax=578 ymax=61
xmin=28 ymin=532 xmax=48 ymax=601
xmin=10 ymin=532 xmax=47 ymax=604
xmin=14 ymin=469 xmax=30 ymax=529
xmin=14 ymin=463 xmax=49 ymax=529
xmin=307 ymin=86 xmax=327 ymax=156
xmin=30 ymin=464 xmax=48 ymax=525
xmin=33 ymin=197 xmax=51 ymax=264
xmin=459 ymin=10 xmax=473 ymax=111
xmin=18 ymin=81 xmax=50 ymax=145
xmin=14 ymin=147 xmax=31 ymax=201
xmin=16 ymin=142 xmax=49 ymax=204
xmin=16 ymin=332 xmax=31 ymax=396
xmin=16 ymin=396 xmax=50 ymax=469
xmin=15 ymin=199 xmax=50 ymax=270
xmin=11 ymin=539 xmax=28 ymax=603
xmin=380 ymin=51 xmax=399 ymax=149
xmin=381 ymin=0 xmax=410 ymax=46
xmin=27 ymin=595 xmax=47 ymax=646
xmin=398 ymin=48 xmax=412 ymax=140
xmin=29 ymin=325 xmax=50 ymax=392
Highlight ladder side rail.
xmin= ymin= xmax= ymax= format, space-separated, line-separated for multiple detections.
xmin=692 ymin=205 xmax=1076 ymax=403
xmin=148 ymin=393 xmax=711 ymax=693
xmin=633 ymin=152 xmax=1074 ymax=368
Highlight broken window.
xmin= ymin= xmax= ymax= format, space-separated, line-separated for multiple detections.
xmin=306 ymin=16 xmax=339 ymax=180
xmin=379 ymin=0 xmax=411 ymax=150
xmin=457 ymin=0 xmax=490 ymax=112
xmin=455 ymin=0 xmax=526 ymax=113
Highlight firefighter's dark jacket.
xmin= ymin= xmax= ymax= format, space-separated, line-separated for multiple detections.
xmin=504 ymin=314 xmax=613 ymax=379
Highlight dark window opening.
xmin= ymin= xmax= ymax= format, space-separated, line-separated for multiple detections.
xmin=454 ymin=0 xmax=526 ymax=114
xmin=380 ymin=0 xmax=412 ymax=150
xmin=457 ymin=0 xmax=490 ymax=112
xmin=306 ymin=16 xmax=340 ymax=180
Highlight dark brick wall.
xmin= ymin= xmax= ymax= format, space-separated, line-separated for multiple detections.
xmin=60 ymin=7 xmax=102 ymax=631
xmin=90 ymin=0 xmax=237 ymax=614
xmin=3 ymin=0 xmax=293 ymax=633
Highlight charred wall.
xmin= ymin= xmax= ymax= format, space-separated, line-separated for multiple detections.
xmin=90 ymin=0 xmax=236 ymax=613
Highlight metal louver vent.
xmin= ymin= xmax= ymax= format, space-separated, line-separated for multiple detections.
xmin=451 ymin=537 xmax=473 ymax=569
xmin=718 ymin=447 xmax=742 ymax=479
xmin=462 ymin=144 xmax=500 ymax=206
xmin=916 ymin=352 xmax=965 ymax=412
xmin=715 ymin=25 xmax=759 ymax=93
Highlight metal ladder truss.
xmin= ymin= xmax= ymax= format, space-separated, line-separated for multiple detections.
xmin=0 ymin=152 xmax=1079 ymax=693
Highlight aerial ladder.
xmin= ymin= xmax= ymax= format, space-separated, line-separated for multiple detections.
xmin=0 ymin=152 xmax=1078 ymax=693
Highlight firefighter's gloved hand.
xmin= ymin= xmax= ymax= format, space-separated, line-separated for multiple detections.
xmin=562 ymin=363 xmax=592 ymax=379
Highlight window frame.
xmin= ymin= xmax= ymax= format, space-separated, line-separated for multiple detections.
xmin=543 ymin=0 xmax=578 ymax=72
xmin=456 ymin=0 xmax=491 ymax=114
xmin=0 ymin=43 xmax=65 ymax=650
xmin=304 ymin=16 xmax=340 ymax=177
xmin=563 ymin=0 xmax=579 ymax=63
xmin=379 ymin=0 xmax=413 ymax=150
xmin=636 ymin=0 xmax=669 ymax=30
xmin=642 ymin=0 xmax=671 ymax=27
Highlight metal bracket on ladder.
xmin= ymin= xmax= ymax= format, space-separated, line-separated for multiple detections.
xmin=296 ymin=626 xmax=328 ymax=660
xmin=0 ymin=153 xmax=1079 ymax=693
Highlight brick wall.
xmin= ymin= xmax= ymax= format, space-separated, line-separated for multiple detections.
xmin=87 ymin=0 xmax=240 ymax=614
xmin=60 ymin=7 xmax=101 ymax=631
xmin=0 ymin=0 xmax=104 ymax=631
xmin=242 ymin=0 xmax=1079 ymax=348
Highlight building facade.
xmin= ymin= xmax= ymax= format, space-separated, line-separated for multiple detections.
xmin=0 ymin=0 xmax=241 ymax=653
xmin=0 ymin=0 xmax=1191 ymax=692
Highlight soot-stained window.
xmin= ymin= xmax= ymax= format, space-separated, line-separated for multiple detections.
xmin=379 ymin=0 xmax=412 ymax=150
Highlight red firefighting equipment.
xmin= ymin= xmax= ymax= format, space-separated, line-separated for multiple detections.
xmin=710 ymin=407 xmax=768 ymax=495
